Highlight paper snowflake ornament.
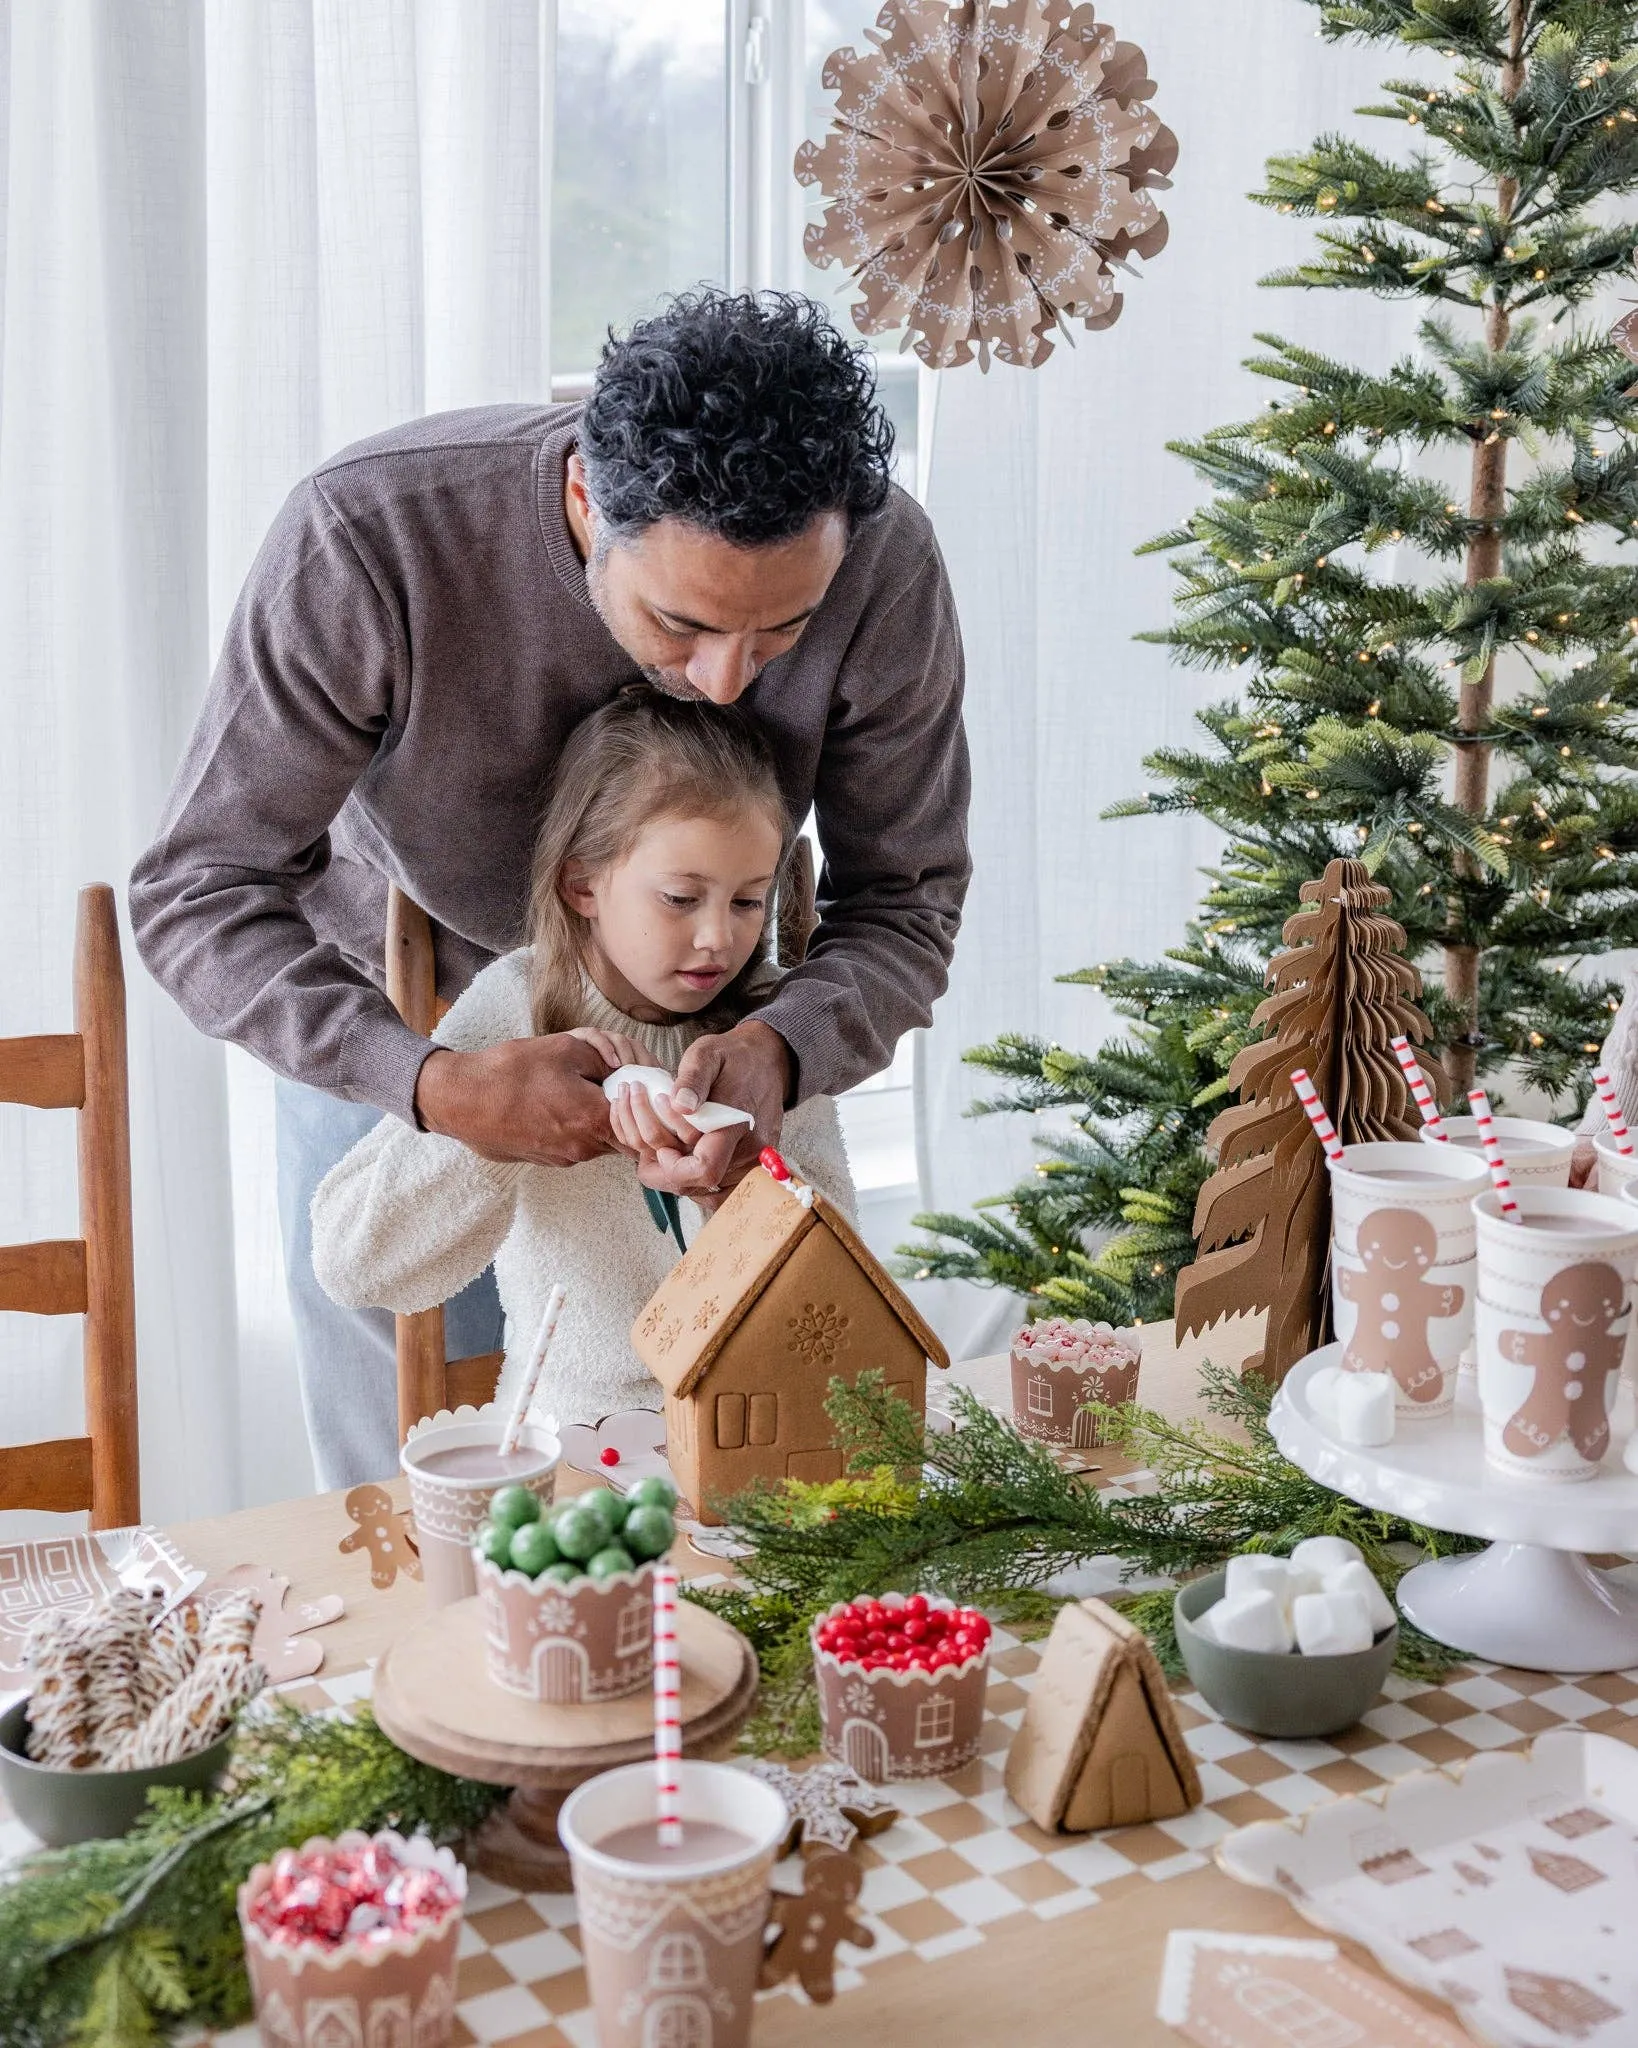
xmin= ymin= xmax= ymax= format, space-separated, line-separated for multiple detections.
xmin=795 ymin=0 xmax=1176 ymax=371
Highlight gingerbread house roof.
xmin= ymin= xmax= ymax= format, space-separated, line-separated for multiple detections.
xmin=631 ymin=1165 xmax=949 ymax=1401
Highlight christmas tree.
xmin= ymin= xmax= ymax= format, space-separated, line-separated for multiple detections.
xmin=905 ymin=0 xmax=1638 ymax=1326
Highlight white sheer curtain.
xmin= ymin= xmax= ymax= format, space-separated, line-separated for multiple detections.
xmin=0 ymin=0 xmax=554 ymax=1525
xmin=913 ymin=1 xmax=1430 ymax=1359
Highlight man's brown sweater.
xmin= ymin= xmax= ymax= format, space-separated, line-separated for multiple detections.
xmin=129 ymin=404 xmax=970 ymax=1122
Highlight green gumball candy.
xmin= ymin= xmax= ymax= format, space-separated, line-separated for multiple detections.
xmin=551 ymin=1503 xmax=605 ymax=1564
xmin=625 ymin=1476 xmax=677 ymax=1513
xmin=476 ymin=1522 xmax=514 ymax=1570
xmin=580 ymin=1487 xmax=628 ymax=1536
xmin=489 ymin=1485 xmax=541 ymax=1532
xmin=621 ymin=1504 xmax=676 ymax=1562
xmin=542 ymin=1561 xmax=581 ymax=1588
xmin=509 ymin=1520 xmax=560 ymax=1578
xmin=587 ymin=1544 xmax=637 ymax=1581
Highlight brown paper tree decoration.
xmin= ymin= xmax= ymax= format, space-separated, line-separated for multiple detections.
xmin=794 ymin=0 xmax=1176 ymax=371
xmin=1172 ymin=858 xmax=1448 ymax=1385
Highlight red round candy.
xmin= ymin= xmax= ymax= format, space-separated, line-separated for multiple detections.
xmin=599 ymin=1446 xmax=620 ymax=1467
xmin=906 ymin=1593 xmax=929 ymax=1618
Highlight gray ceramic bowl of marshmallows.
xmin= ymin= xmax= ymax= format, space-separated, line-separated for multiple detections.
xmin=1173 ymin=1554 xmax=1398 ymax=1741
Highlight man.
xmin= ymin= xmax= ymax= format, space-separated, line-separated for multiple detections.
xmin=131 ymin=290 xmax=970 ymax=1489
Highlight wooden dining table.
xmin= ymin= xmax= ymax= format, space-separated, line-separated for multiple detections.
xmin=104 ymin=1309 xmax=1517 ymax=2047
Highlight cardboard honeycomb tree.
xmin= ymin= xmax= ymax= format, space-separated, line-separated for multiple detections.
xmin=1172 ymin=857 xmax=1446 ymax=1384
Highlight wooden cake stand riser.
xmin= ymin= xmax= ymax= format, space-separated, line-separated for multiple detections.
xmin=372 ymin=1597 xmax=759 ymax=1890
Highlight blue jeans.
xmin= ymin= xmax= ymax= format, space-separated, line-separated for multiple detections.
xmin=274 ymin=1077 xmax=505 ymax=1491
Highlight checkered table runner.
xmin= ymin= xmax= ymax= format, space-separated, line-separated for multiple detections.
xmin=66 ymin=1572 xmax=1625 ymax=2047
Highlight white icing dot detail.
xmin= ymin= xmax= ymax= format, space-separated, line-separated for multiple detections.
xmin=1381 ymin=1292 xmax=1400 ymax=1312
xmin=1566 ymin=1381 xmax=1583 ymax=1400
xmin=1566 ymin=1351 xmax=1587 ymax=1371
xmin=1381 ymin=1320 xmax=1400 ymax=1341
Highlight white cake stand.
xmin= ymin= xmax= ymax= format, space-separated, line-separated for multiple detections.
xmin=1270 ymin=1348 xmax=1638 ymax=1674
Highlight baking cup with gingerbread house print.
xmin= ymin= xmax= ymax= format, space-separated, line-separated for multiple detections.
xmin=812 ymin=1594 xmax=988 ymax=1784
xmin=1474 ymin=1186 xmax=1638 ymax=1482
xmin=1008 ymin=1317 xmax=1141 ymax=1449
xmin=477 ymin=1554 xmax=657 ymax=1703
xmin=1328 ymin=1140 xmax=1489 ymax=1419
xmin=237 ymin=1830 xmax=466 ymax=2048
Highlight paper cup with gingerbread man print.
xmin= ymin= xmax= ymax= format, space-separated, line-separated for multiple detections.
xmin=1474 ymin=1186 xmax=1638 ymax=1482
xmin=1329 ymin=1141 xmax=1489 ymax=1420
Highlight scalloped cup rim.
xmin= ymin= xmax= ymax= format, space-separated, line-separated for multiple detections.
xmin=811 ymin=1594 xmax=989 ymax=1684
xmin=237 ymin=1828 xmax=466 ymax=1972
xmin=473 ymin=1551 xmax=661 ymax=1594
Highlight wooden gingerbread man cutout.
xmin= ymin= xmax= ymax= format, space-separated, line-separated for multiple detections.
xmin=759 ymin=1847 xmax=874 ymax=2004
xmin=1336 ymin=1208 xmax=1461 ymax=1401
xmin=1501 ymin=1261 xmax=1626 ymax=1462
xmin=338 ymin=1484 xmax=422 ymax=1589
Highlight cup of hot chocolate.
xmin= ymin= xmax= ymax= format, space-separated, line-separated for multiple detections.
xmin=1595 ymin=1130 xmax=1638 ymax=1201
xmin=1422 ymin=1114 xmax=1575 ymax=1187
xmin=1474 ymin=1187 xmax=1638 ymax=1482
xmin=400 ymin=1408 xmax=561 ymax=1609
xmin=559 ymin=1760 xmax=789 ymax=2048
xmin=1328 ymin=1141 xmax=1489 ymax=1419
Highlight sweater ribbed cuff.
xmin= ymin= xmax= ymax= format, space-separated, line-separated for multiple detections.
xmin=339 ymin=1010 xmax=439 ymax=1126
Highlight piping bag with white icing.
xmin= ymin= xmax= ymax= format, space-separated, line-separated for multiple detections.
xmin=602 ymin=1063 xmax=755 ymax=1133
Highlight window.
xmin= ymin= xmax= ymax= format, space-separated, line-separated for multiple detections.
xmin=1028 ymin=1375 xmax=1055 ymax=1418
xmin=615 ymin=1594 xmax=653 ymax=1658
xmin=650 ymin=1934 xmax=708 ymax=1991
xmin=914 ymin=1697 xmax=955 ymax=1748
xmin=715 ymin=1391 xmax=746 ymax=1450
xmin=747 ymin=1391 xmax=778 ymax=1445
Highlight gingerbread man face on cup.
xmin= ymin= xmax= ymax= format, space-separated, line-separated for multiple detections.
xmin=1336 ymin=1208 xmax=1464 ymax=1403
xmin=1501 ymin=1261 xmax=1626 ymax=1464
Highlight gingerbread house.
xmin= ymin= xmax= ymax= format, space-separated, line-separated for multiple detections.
xmin=630 ymin=1162 xmax=948 ymax=1524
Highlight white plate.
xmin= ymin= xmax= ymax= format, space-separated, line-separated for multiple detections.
xmin=1218 ymin=1729 xmax=1638 ymax=2046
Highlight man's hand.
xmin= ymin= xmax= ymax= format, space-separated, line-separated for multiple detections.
xmin=1570 ymin=1134 xmax=1598 ymax=1189
xmin=414 ymin=1034 xmax=616 ymax=1166
xmin=622 ymin=1019 xmax=792 ymax=1202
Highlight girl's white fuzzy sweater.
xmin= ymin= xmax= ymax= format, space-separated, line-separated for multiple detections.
xmin=310 ymin=949 xmax=856 ymax=1426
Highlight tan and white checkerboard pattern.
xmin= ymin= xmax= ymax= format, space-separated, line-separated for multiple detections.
xmin=83 ymin=1574 xmax=1623 ymax=2047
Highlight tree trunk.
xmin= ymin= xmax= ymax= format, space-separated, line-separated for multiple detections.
xmin=1441 ymin=0 xmax=1525 ymax=1096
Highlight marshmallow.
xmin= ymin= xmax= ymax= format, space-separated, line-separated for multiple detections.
xmin=602 ymin=1063 xmax=755 ymax=1134
xmin=1224 ymin=1554 xmax=1290 ymax=1607
xmin=1306 ymin=1364 xmax=1346 ymax=1433
xmin=1289 ymin=1536 xmax=1364 ymax=1580
xmin=1322 ymin=1560 xmax=1396 ymax=1639
xmin=1333 ymin=1371 xmax=1396 ymax=1446
xmin=1205 ymin=1589 xmax=1294 ymax=1655
xmin=1292 ymin=1589 xmax=1374 ymax=1657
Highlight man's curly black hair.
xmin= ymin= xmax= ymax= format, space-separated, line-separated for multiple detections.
xmin=578 ymin=289 xmax=896 ymax=547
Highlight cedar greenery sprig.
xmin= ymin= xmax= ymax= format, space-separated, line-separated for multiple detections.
xmin=687 ymin=1370 xmax=1475 ymax=1754
xmin=0 ymin=1702 xmax=504 ymax=2048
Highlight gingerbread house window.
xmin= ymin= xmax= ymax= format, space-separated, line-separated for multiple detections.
xmin=651 ymin=1934 xmax=707 ymax=1990
xmin=715 ymin=1393 xmax=746 ymax=1449
xmin=615 ymin=1595 xmax=652 ymax=1658
xmin=747 ymin=1392 xmax=778 ymax=1445
xmin=1027 ymin=1375 xmax=1054 ymax=1418
xmin=914 ymin=1696 xmax=955 ymax=1747
xmin=1232 ymin=1978 xmax=1357 ymax=2047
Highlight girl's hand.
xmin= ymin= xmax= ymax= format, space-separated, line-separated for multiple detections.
xmin=567 ymin=1026 xmax=652 ymax=1075
xmin=1569 ymin=1135 xmax=1598 ymax=1189
xmin=608 ymin=1077 xmax=702 ymax=1158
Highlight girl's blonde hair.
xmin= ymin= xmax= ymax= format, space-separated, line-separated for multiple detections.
xmin=527 ymin=685 xmax=794 ymax=1035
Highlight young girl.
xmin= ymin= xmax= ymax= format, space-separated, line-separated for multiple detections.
xmin=310 ymin=687 xmax=855 ymax=1425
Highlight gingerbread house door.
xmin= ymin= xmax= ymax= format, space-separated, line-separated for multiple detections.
xmin=841 ymin=1718 xmax=889 ymax=1781
xmin=533 ymin=1641 xmax=589 ymax=1702
xmin=642 ymin=1996 xmax=713 ymax=2048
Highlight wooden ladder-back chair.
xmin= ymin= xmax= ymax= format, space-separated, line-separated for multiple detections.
xmin=384 ymin=842 xmax=819 ymax=1441
xmin=0 ymin=885 xmax=140 ymax=1527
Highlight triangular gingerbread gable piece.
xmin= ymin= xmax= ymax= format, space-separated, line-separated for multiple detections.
xmin=1004 ymin=1598 xmax=1202 ymax=1834
xmin=631 ymin=1165 xmax=949 ymax=1402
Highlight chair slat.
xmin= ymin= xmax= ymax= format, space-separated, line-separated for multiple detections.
xmin=445 ymin=1351 xmax=505 ymax=1413
xmin=0 ymin=1436 xmax=94 ymax=1514
xmin=0 ymin=1034 xmax=85 ymax=1110
xmin=0 ymin=1240 xmax=89 ymax=1315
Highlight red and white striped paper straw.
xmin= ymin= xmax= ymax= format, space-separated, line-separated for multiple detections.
xmin=1467 ymin=1088 xmax=1520 ymax=1220
xmin=1390 ymin=1035 xmax=1446 ymax=1142
xmin=652 ymin=1563 xmax=682 ymax=1848
xmin=1593 ymin=1068 xmax=1634 ymax=1158
xmin=1291 ymin=1069 xmax=1347 ymax=1166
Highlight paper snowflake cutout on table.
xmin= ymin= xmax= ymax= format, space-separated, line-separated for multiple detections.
xmin=744 ymin=1759 xmax=900 ymax=1854
xmin=795 ymin=0 xmax=1176 ymax=370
